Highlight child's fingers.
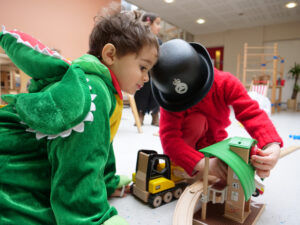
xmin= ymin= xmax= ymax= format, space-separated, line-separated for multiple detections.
xmin=256 ymin=149 xmax=269 ymax=156
xmin=220 ymin=162 xmax=228 ymax=176
xmin=110 ymin=185 xmax=131 ymax=198
xmin=252 ymin=151 xmax=279 ymax=168
xmin=216 ymin=160 xmax=227 ymax=181
xmin=256 ymin=169 xmax=270 ymax=178
xmin=251 ymin=155 xmax=272 ymax=166
xmin=251 ymin=158 xmax=272 ymax=170
xmin=218 ymin=169 xmax=227 ymax=182
xmin=173 ymin=168 xmax=191 ymax=179
xmin=124 ymin=185 xmax=131 ymax=193
xmin=251 ymin=144 xmax=280 ymax=177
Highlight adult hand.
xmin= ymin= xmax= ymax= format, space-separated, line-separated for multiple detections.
xmin=251 ymin=143 xmax=281 ymax=178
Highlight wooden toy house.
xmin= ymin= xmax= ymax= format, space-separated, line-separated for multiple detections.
xmin=194 ymin=137 xmax=265 ymax=225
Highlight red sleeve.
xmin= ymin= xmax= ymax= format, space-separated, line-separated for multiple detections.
xmin=159 ymin=108 xmax=204 ymax=176
xmin=223 ymin=73 xmax=283 ymax=148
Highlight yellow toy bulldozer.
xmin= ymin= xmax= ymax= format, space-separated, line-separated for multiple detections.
xmin=131 ymin=149 xmax=188 ymax=208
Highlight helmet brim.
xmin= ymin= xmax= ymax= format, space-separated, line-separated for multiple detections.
xmin=151 ymin=42 xmax=214 ymax=112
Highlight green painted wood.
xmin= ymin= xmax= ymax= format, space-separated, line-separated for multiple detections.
xmin=199 ymin=137 xmax=256 ymax=201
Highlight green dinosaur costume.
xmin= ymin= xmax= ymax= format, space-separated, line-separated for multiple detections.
xmin=0 ymin=27 xmax=129 ymax=224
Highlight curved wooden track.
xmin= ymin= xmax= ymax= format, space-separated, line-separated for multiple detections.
xmin=172 ymin=180 xmax=204 ymax=225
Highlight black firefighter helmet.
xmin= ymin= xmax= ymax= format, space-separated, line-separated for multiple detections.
xmin=150 ymin=39 xmax=214 ymax=112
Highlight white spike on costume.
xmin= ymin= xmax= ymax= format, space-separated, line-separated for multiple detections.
xmin=73 ymin=122 xmax=84 ymax=132
xmin=90 ymin=102 xmax=96 ymax=111
xmin=84 ymin=112 xmax=94 ymax=122
xmin=42 ymin=48 xmax=51 ymax=56
xmin=2 ymin=25 xmax=7 ymax=33
xmin=16 ymin=37 xmax=23 ymax=43
xmin=26 ymin=128 xmax=35 ymax=133
xmin=34 ymin=45 xmax=40 ymax=51
xmin=23 ymin=41 xmax=33 ymax=48
xmin=10 ymin=33 xmax=19 ymax=39
xmin=52 ymin=52 xmax=61 ymax=59
xmin=47 ymin=134 xmax=59 ymax=140
xmin=36 ymin=132 xmax=47 ymax=140
xmin=60 ymin=129 xmax=72 ymax=138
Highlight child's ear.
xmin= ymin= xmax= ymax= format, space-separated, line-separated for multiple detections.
xmin=101 ymin=43 xmax=117 ymax=66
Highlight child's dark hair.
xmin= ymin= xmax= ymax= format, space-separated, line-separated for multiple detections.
xmin=141 ymin=12 xmax=159 ymax=24
xmin=88 ymin=11 xmax=159 ymax=59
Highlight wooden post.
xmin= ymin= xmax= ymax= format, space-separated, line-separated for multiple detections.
xmin=236 ymin=54 xmax=240 ymax=80
xmin=242 ymin=43 xmax=248 ymax=86
xmin=280 ymin=146 xmax=300 ymax=158
xmin=19 ymin=70 xmax=31 ymax=93
xmin=271 ymin=43 xmax=278 ymax=114
xmin=278 ymin=57 xmax=284 ymax=112
xmin=201 ymin=157 xmax=209 ymax=220
xmin=9 ymin=66 xmax=14 ymax=90
xmin=261 ymin=56 xmax=266 ymax=75
xmin=126 ymin=93 xmax=143 ymax=133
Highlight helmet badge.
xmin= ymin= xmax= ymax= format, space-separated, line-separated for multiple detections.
xmin=173 ymin=78 xmax=188 ymax=94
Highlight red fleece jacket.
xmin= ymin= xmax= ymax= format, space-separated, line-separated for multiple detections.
xmin=159 ymin=68 xmax=283 ymax=176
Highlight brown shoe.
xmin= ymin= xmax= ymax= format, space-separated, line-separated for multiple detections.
xmin=134 ymin=111 xmax=144 ymax=126
xmin=151 ymin=112 xmax=159 ymax=126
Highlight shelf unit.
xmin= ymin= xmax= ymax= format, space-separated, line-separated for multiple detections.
xmin=236 ymin=43 xmax=285 ymax=113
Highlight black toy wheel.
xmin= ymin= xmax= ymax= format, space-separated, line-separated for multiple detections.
xmin=163 ymin=192 xmax=173 ymax=203
xmin=150 ymin=195 xmax=163 ymax=208
xmin=173 ymin=188 xmax=183 ymax=199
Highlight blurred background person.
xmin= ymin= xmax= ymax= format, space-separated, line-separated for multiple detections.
xmin=134 ymin=12 xmax=161 ymax=126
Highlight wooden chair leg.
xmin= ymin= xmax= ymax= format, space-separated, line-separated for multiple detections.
xmin=126 ymin=93 xmax=142 ymax=133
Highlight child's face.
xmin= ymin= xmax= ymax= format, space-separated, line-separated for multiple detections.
xmin=150 ymin=17 xmax=161 ymax=36
xmin=111 ymin=45 xmax=158 ymax=95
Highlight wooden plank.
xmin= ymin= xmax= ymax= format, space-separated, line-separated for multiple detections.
xmin=280 ymin=146 xmax=300 ymax=158
xmin=242 ymin=43 xmax=248 ymax=86
xmin=194 ymin=201 xmax=265 ymax=225
xmin=201 ymin=157 xmax=209 ymax=220
xmin=246 ymin=46 xmax=275 ymax=49
xmin=271 ymin=43 xmax=278 ymax=114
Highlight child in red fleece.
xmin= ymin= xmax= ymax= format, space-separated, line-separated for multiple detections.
xmin=150 ymin=39 xmax=282 ymax=182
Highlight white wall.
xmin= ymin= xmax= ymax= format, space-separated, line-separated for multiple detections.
xmin=0 ymin=0 xmax=120 ymax=60
xmin=195 ymin=21 xmax=300 ymax=103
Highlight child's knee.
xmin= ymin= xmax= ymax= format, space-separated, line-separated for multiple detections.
xmin=181 ymin=113 xmax=208 ymax=148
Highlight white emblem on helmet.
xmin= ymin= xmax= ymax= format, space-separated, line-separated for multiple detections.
xmin=173 ymin=78 xmax=188 ymax=94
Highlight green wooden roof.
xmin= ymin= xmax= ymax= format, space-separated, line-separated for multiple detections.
xmin=229 ymin=137 xmax=256 ymax=150
xmin=199 ymin=137 xmax=256 ymax=201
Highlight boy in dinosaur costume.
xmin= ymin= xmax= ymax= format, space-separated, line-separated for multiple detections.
xmin=0 ymin=11 xmax=158 ymax=225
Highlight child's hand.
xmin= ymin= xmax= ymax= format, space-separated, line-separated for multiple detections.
xmin=110 ymin=185 xmax=131 ymax=198
xmin=208 ymin=158 xmax=227 ymax=182
xmin=194 ymin=158 xmax=227 ymax=183
xmin=251 ymin=143 xmax=281 ymax=178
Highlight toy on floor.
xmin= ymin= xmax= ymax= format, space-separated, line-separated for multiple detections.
xmin=131 ymin=150 xmax=188 ymax=208
xmin=289 ymin=135 xmax=300 ymax=140
xmin=173 ymin=138 xmax=300 ymax=225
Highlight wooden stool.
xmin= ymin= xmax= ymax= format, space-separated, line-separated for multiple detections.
xmin=124 ymin=93 xmax=142 ymax=133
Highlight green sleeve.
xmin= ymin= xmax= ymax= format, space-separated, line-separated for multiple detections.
xmin=47 ymin=77 xmax=117 ymax=224
xmin=103 ymin=143 xmax=120 ymax=196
